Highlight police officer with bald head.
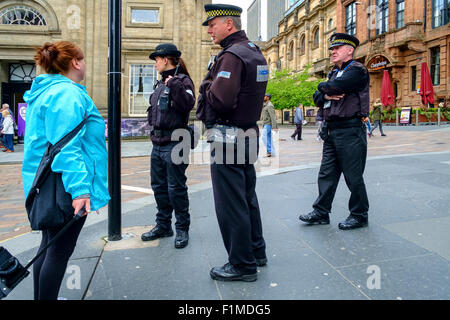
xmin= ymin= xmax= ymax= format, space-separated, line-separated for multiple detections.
xmin=197 ymin=4 xmax=268 ymax=282
xmin=299 ymin=33 xmax=370 ymax=230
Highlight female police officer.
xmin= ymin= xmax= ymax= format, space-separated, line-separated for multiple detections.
xmin=141 ymin=43 xmax=195 ymax=248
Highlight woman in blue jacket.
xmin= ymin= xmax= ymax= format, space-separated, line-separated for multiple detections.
xmin=22 ymin=41 xmax=110 ymax=300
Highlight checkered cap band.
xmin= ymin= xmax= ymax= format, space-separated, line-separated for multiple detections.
xmin=206 ymin=9 xmax=240 ymax=18
xmin=331 ymin=39 xmax=356 ymax=47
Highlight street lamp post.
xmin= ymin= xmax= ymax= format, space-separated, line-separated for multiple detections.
xmin=107 ymin=0 xmax=122 ymax=241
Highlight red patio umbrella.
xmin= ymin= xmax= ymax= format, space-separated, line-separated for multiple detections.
xmin=419 ymin=62 xmax=434 ymax=106
xmin=380 ymin=70 xmax=394 ymax=107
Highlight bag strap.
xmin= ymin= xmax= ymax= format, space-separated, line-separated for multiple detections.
xmin=24 ymin=208 xmax=86 ymax=270
xmin=47 ymin=114 xmax=88 ymax=157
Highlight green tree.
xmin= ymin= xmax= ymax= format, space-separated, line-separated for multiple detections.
xmin=266 ymin=65 xmax=324 ymax=110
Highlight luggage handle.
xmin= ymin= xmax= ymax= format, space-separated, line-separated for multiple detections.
xmin=24 ymin=207 xmax=86 ymax=270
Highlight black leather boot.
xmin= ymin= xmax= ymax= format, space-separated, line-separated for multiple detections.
xmin=174 ymin=230 xmax=189 ymax=248
xmin=299 ymin=210 xmax=330 ymax=225
xmin=141 ymin=225 xmax=174 ymax=241
xmin=210 ymin=263 xmax=257 ymax=282
xmin=338 ymin=214 xmax=368 ymax=230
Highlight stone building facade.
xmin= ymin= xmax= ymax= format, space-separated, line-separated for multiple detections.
xmin=335 ymin=0 xmax=449 ymax=108
xmin=0 ymin=0 xmax=214 ymax=121
xmin=262 ymin=0 xmax=337 ymax=78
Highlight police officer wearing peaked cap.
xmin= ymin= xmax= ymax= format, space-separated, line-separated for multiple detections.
xmin=196 ymin=3 xmax=268 ymax=282
xmin=299 ymin=33 xmax=370 ymax=230
xmin=141 ymin=43 xmax=196 ymax=249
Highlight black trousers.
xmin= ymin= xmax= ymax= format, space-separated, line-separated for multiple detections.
xmin=151 ymin=142 xmax=190 ymax=231
xmin=210 ymin=137 xmax=266 ymax=273
xmin=313 ymin=120 xmax=369 ymax=217
xmin=33 ymin=215 xmax=87 ymax=300
xmin=291 ymin=124 xmax=302 ymax=140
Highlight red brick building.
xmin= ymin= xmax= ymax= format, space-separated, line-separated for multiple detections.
xmin=336 ymin=0 xmax=449 ymax=108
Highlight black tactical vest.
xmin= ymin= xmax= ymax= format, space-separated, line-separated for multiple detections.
xmin=216 ymin=40 xmax=269 ymax=128
xmin=324 ymin=61 xmax=370 ymax=120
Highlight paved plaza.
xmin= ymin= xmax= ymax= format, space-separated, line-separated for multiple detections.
xmin=1 ymin=124 xmax=450 ymax=300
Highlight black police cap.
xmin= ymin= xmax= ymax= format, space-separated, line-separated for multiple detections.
xmin=329 ymin=33 xmax=360 ymax=50
xmin=202 ymin=4 xmax=242 ymax=26
xmin=149 ymin=43 xmax=181 ymax=60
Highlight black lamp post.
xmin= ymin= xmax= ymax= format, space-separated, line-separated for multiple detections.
xmin=107 ymin=0 xmax=122 ymax=241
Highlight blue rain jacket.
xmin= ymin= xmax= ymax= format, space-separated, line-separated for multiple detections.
xmin=22 ymin=74 xmax=110 ymax=211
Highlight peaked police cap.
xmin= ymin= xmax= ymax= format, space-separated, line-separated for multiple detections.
xmin=149 ymin=43 xmax=181 ymax=60
xmin=202 ymin=4 xmax=242 ymax=26
xmin=329 ymin=33 xmax=360 ymax=50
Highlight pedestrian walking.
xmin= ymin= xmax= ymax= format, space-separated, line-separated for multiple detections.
xmin=140 ymin=43 xmax=195 ymax=249
xmin=369 ymin=99 xmax=386 ymax=136
xmin=197 ymin=3 xmax=268 ymax=282
xmin=299 ymin=33 xmax=370 ymax=230
xmin=1 ymin=109 xmax=14 ymax=152
xmin=291 ymin=104 xmax=304 ymax=140
xmin=261 ymin=93 xmax=277 ymax=156
xmin=0 ymin=103 xmax=14 ymax=149
xmin=22 ymin=41 xmax=110 ymax=300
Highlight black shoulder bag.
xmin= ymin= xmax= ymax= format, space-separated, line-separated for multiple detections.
xmin=25 ymin=115 xmax=87 ymax=231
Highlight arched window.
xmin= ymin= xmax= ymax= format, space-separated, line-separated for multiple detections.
xmin=300 ymin=34 xmax=305 ymax=55
xmin=288 ymin=41 xmax=294 ymax=61
xmin=328 ymin=18 xmax=333 ymax=30
xmin=0 ymin=5 xmax=46 ymax=25
xmin=10 ymin=63 xmax=36 ymax=82
xmin=313 ymin=27 xmax=320 ymax=49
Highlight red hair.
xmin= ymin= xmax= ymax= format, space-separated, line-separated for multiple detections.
xmin=34 ymin=41 xmax=84 ymax=74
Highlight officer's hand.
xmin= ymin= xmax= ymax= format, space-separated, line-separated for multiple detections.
xmin=325 ymin=94 xmax=345 ymax=100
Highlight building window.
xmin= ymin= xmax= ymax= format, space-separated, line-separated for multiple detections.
xmin=430 ymin=47 xmax=440 ymax=86
xmin=9 ymin=63 xmax=36 ymax=82
xmin=131 ymin=9 xmax=159 ymax=24
xmin=345 ymin=2 xmax=356 ymax=36
xmin=313 ymin=27 xmax=319 ymax=49
xmin=0 ymin=5 xmax=46 ymax=25
xmin=411 ymin=66 xmax=417 ymax=91
xmin=129 ymin=64 xmax=157 ymax=115
xmin=396 ymin=0 xmax=405 ymax=28
xmin=300 ymin=35 xmax=305 ymax=55
xmin=328 ymin=18 xmax=333 ymax=30
xmin=288 ymin=41 xmax=294 ymax=61
xmin=432 ymin=0 xmax=449 ymax=28
xmin=376 ymin=0 xmax=389 ymax=35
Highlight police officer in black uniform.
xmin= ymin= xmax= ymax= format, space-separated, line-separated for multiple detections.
xmin=299 ymin=33 xmax=370 ymax=230
xmin=141 ymin=43 xmax=196 ymax=248
xmin=197 ymin=4 xmax=268 ymax=282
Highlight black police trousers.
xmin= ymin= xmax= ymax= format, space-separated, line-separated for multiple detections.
xmin=210 ymin=137 xmax=266 ymax=273
xmin=313 ymin=119 xmax=369 ymax=217
xmin=151 ymin=142 xmax=190 ymax=231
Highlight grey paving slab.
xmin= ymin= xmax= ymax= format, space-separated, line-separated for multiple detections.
xmin=279 ymin=220 xmax=431 ymax=269
xmin=382 ymin=217 xmax=450 ymax=261
xmin=337 ymin=254 xmax=450 ymax=300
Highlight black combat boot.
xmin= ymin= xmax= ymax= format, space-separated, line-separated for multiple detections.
xmin=141 ymin=225 xmax=174 ymax=241
xmin=299 ymin=210 xmax=330 ymax=225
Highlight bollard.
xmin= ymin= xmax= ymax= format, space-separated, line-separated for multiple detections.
xmin=396 ymin=109 xmax=399 ymax=126
xmin=416 ymin=108 xmax=419 ymax=126
xmin=438 ymin=108 xmax=441 ymax=126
